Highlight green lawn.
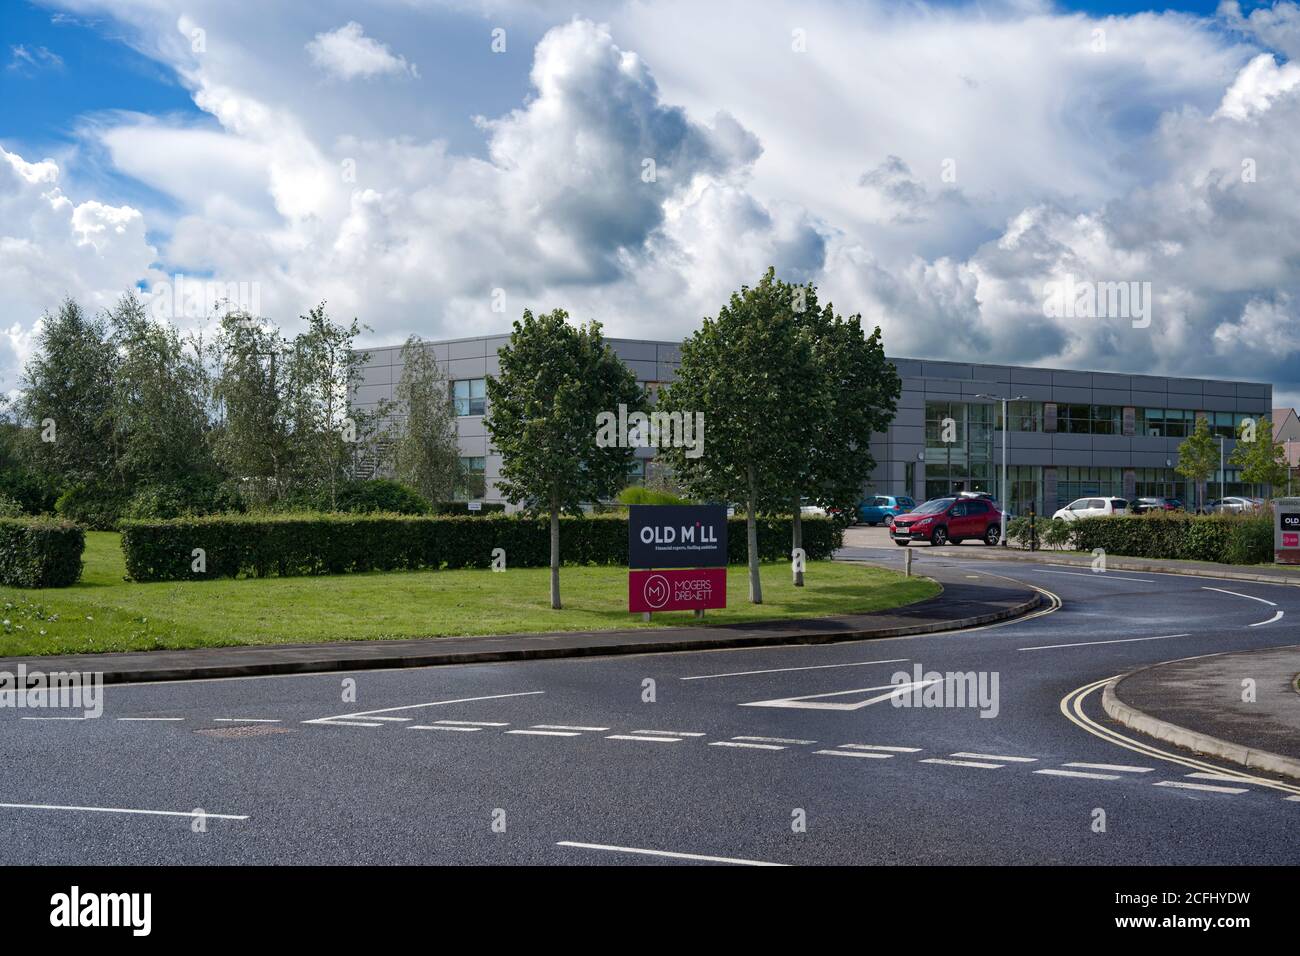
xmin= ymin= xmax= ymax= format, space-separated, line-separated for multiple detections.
xmin=0 ymin=532 xmax=939 ymax=656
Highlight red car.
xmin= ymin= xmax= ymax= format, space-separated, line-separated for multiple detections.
xmin=890 ymin=496 xmax=1003 ymax=547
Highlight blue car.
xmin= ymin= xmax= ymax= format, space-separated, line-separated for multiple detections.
xmin=858 ymin=495 xmax=917 ymax=526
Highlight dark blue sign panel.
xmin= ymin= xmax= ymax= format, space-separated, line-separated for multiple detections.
xmin=628 ymin=504 xmax=728 ymax=569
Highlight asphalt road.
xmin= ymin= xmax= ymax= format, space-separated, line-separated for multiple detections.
xmin=2 ymin=545 xmax=1298 ymax=866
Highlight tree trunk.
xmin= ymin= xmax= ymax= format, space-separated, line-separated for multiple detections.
xmin=792 ymin=496 xmax=804 ymax=587
xmin=549 ymin=503 xmax=561 ymax=610
xmin=747 ymin=464 xmax=762 ymax=604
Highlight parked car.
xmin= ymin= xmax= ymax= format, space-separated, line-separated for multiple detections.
xmin=1052 ymin=497 xmax=1129 ymax=521
xmin=1200 ymin=497 xmax=1264 ymax=515
xmin=890 ymin=496 xmax=1004 ymax=546
xmin=799 ymin=501 xmax=827 ymax=517
xmin=1130 ymin=496 xmax=1181 ymax=514
xmin=857 ymin=495 xmax=916 ymax=527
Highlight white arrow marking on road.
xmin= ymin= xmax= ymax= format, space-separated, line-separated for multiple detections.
xmin=304 ymin=690 xmax=544 ymax=725
xmin=1249 ymin=611 xmax=1284 ymax=627
xmin=922 ymin=758 xmax=1002 ymax=769
xmin=680 ymin=657 xmax=909 ymax=681
xmin=1201 ymin=586 xmax=1276 ymax=606
xmin=557 ymin=841 xmax=785 ymax=866
xmin=1034 ymin=768 xmax=1120 ymax=780
xmin=740 ymin=680 xmax=940 ymax=711
xmin=1154 ymin=780 xmax=1248 ymax=794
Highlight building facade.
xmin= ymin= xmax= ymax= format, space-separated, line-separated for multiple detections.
xmin=353 ymin=336 xmax=1272 ymax=513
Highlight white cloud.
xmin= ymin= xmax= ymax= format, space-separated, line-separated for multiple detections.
xmin=306 ymin=21 xmax=418 ymax=80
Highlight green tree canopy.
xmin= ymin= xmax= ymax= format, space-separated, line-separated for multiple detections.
xmin=389 ymin=335 xmax=462 ymax=503
xmin=1175 ymin=416 xmax=1218 ymax=509
xmin=1229 ymin=415 xmax=1288 ymax=494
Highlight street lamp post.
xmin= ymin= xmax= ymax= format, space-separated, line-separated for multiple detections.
xmin=977 ymin=393 xmax=1028 ymax=547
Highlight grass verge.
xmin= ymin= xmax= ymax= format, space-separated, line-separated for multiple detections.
xmin=0 ymin=532 xmax=940 ymax=655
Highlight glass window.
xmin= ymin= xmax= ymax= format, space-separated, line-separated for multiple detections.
xmin=452 ymin=378 xmax=486 ymax=416
xmin=998 ymin=401 xmax=1042 ymax=432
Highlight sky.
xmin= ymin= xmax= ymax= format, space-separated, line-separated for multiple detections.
xmin=1 ymin=0 xmax=1298 ymax=408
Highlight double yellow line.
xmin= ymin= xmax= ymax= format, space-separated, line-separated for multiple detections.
xmin=1060 ymin=677 xmax=1300 ymax=798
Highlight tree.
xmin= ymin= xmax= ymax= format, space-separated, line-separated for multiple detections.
xmin=791 ymin=290 xmax=900 ymax=585
xmin=210 ymin=312 xmax=290 ymax=505
xmin=1175 ymin=416 xmax=1218 ymax=510
xmin=18 ymin=298 xmax=118 ymax=489
xmin=657 ymin=269 xmax=818 ymax=603
xmin=1229 ymin=415 xmax=1288 ymax=496
xmin=388 ymin=335 xmax=462 ymax=503
xmin=107 ymin=291 xmax=215 ymax=488
xmin=485 ymin=309 xmax=646 ymax=609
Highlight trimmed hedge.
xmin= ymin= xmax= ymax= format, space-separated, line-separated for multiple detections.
xmin=1070 ymin=512 xmax=1273 ymax=565
xmin=0 ymin=518 xmax=85 ymax=588
xmin=119 ymin=513 xmax=843 ymax=582
xmin=430 ymin=501 xmax=508 ymax=516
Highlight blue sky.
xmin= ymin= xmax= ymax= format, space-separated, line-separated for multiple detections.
xmin=1 ymin=0 xmax=1298 ymax=405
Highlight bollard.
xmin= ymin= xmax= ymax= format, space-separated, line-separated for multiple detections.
xmin=903 ymin=547 xmax=912 ymax=577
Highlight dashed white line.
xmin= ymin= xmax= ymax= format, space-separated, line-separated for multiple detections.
xmin=1186 ymin=772 xmax=1253 ymax=783
xmin=951 ymin=752 xmax=1037 ymax=763
xmin=367 ymin=716 xmax=413 ymax=722
xmin=814 ymin=749 xmax=891 ymax=759
xmin=556 ymin=841 xmax=784 ymax=867
xmin=606 ymin=734 xmax=681 ymax=743
xmin=709 ymin=741 xmax=786 ymax=751
xmin=1019 ymin=633 xmax=1189 ymax=651
xmin=435 ymin=720 xmax=509 ymax=727
xmin=409 ymin=725 xmax=480 ymax=732
xmin=922 ymin=758 xmax=1002 ymax=769
xmin=1064 ymin=762 xmax=1154 ymax=773
xmin=680 ymin=658 xmax=909 ymax=681
xmin=531 ymin=724 xmax=610 ymax=732
xmin=117 ymin=717 xmax=184 ymax=722
xmin=506 ymin=729 xmax=580 ymax=737
xmin=1034 ymin=768 xmax=1120 ymax=780
xmin=213 ymin=718 xmax=282 ymax=723
xmin=1201 ymin=586 xmax=1277 ymax=606
xmin=731 ymin=736 xmax=816 ymax=745
xmin=631 ymin=730 xmax=705 ymax=737
xmin=0 ymin=802 xmax=247 ymax=820
xmin=20 ymin=716 xmax=87 ymax=721
xmin=318 ymin=720 xmax=384 ymax=727
xmin=1154 ymin=780 xmax=1249 ymax=794
xmin=838 ymin=744 xmax=922 ymax=753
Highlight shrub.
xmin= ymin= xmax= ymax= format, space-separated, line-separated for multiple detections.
xmin=331 ymin=479 xmax=431 ymax=515
xmin=122 ymin=480 xmax=244 ymax=521
xmin=0 ymin=518 xmax=84 ymax=587
xmin=431 ymin=501 xmax=508 ymax=516
xmin=54 ymin=481 xmax=129 ymax=531
xmin=1005 ymin=516 xmax=1031 ymax=548
xmin=0 ymin=493 xmax=25 ymax=518
xmin=617 ymin=486 xmax=690 ymax=506
xmin=1071 ymin=512 xmax=1273 ymax=565
xmin=119 ymin=513 xmax=843 ymax=582
xmin=0 ymin=468 xmax=59 ymax=515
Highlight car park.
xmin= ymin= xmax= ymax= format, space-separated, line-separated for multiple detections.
xmin=890 ymin=496 xmax=1003 ymax=546
xmin=1052 ymin=497 xmax=1129 ymax=521
xmin=1130 ymin=496 xmax=1181 ymax=514
xmin=1200 ymin=497 xmax=1264 ymax=515
xmin=857 ymin=495 xmax=916 ymax=526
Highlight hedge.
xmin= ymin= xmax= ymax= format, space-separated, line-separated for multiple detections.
xmin=0 ymin=518 xmax=85 ymax=588
xmin=119 ymin=513 xmax=843 ymax=582
xmin=1069 ymin=512 xmax=1273 ymax=565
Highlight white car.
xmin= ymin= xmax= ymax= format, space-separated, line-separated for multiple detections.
xmin=1052 ymin=497 xmax=1129 ymax=521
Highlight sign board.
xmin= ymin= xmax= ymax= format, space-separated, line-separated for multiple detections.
xmin=467 ymin=501 xmax=482 ymax=512
xmin=1275 ymin=498 xmax=1300 ymax=563
xmin=628 ymin=504 xmax=727 ymax=570
xmin=629 ymin=568 xmax=726 ymax=613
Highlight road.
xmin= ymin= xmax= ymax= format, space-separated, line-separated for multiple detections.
xmin=2 ymin=545 xmax=1298 ymax=866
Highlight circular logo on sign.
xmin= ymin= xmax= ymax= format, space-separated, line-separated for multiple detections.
xmin=643 ymin=574 xmax=671 ymax=609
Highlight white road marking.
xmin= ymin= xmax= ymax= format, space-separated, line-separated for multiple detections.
xmin=680 ymin=658 xmax=908 ymax=681
xmin=837 ymin=744 xmax=921 ymax=752
xmin=1186 ymin=772 xmax=1255 ymax=783
xmin=319 ymin=720 xmax=384 ymax=727
xmin=922 ymin=758 xmax=1002 ymax=769
xmin=1202 ymin=586 xmax=1276 ymax=606
xmin=435 ymin=720 xmax=509 ymax=727
xmin=304 ymin=690 xmax=544 ymax=725
xmin=1286 ymin=795 xmax=1300 ymax=802
xmin=709 ymin=741 xmax=785 ymax=751
xmin=951 ymin=752 xmax=1037 ymax=763
xmin=367 ymin=716 xmax=412 ymax=722
xmin=631 ymin=730 xmax=705 ymax=737
xmin=741 ymin=679 xmax=940 ymax=711
xmin=506 ymin=729 xmax=580 ymax=737
xmin=1249 ymin=610 xmax=1284 ymax=627
xmin=0 ymin=802 xmax=247 ymax=820
xmin=1064 ymin=762 xmax=1154 ymax=773
xmin=21 ymin=716 xmax=87 ymax=721
xmin=606 ymin=734 xmax=681 ymax=743
xmin=556 ymin=841 xmax=784 ymax=867
xmin=1034 ymin=768 xmax=1120 ymax=780
xmin=531 ymin=724 xmax=610 ymax=732
xmin=1019 ymin=633 xmax=1189 ymax=651
xmin=1034 ymin=569 xmax=1154 ymax=582
xmin=409 ymin=725 xmax=480 ymax=731
xmin=731 ymin=736 xmax=816 ymax=745
xmin=815 ymin=749 xmax=891 ymax=759
xmin=1154 ymin=780 xmax=1248 ymax=794
xmin=117 ymin=717 xmax=184 ymax=722
xmin=213 ymin=718 xmax=281 ymax=723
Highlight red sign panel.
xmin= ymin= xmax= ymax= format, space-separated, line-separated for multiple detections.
xmin=629 ymin=568 xmax=727 ymax=613
xmin=1285 ymin=533 xmax=1299 ymax=548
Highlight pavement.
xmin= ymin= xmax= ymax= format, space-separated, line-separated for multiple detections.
xmin=0 ymin=563 xmax=1037 ymax=683
xmin=2 ymin=545 xmax=1298 ymax=866
xmin=845 ymin=524 xmax=1300 ymax=585
xmin=1105 ymin=644 xmax=1300 ymax=779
